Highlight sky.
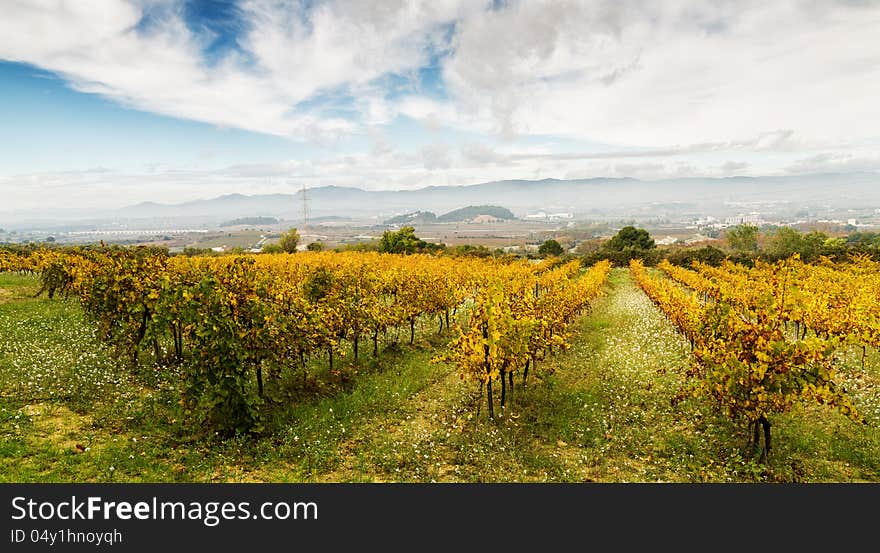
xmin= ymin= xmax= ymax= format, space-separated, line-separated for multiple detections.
xmin=1 ymin=0 xmax=879 ymax=210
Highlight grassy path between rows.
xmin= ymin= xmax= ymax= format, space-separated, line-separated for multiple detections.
xmin=1 ymin=269 xmax=878 ymax=482
xmin=307 ymin=267 xmax=701 ymax=482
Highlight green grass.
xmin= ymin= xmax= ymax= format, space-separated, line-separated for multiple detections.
xmin=0 ymin=269 xmax=877 ymax=482
xmin=187 ymin=231 xmax=266 ymax=250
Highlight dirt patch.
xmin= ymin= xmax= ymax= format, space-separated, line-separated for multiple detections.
xmin=23 ymin=403 xmax=93 ymax=452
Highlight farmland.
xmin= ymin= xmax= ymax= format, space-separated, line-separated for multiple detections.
xmin=0 ymin=248 xmax=877 ymax=482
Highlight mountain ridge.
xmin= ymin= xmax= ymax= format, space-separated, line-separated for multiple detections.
xmin=3 ymin=172 xmax=879 ymax=226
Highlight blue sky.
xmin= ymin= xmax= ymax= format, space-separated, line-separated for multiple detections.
xmin=0 ymin=61 xmax=311 ymax=174
xmin=1 ymin=0 xmax=878 ymax=209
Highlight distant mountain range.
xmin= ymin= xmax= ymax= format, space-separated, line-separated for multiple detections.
xmin=4 ymin=172 xmax=880 ymax=228
xmin=119 ymin=172 xmax=880 ymax=219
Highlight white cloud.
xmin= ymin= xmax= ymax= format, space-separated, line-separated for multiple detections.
xmin=610 ymin=162 xmax=666 ymax=178
xmin=720 ymin=161 xmax=749 ymax=175
xmin=0 ymin=0 xmax=485 ymax=139
xmin=420 ymin=143 xmax=452 ymax=170
xmin=4 ymin=1 xmax=878 ymax=150
xmin=453 ymin=130 xmax=803 ymax=168
xmin=460 ymin=142 xmax=506 ymax=166
xmin=786 ymin=152 xmax=880 ymax=174
xmin=1 ymin=0 xmax=879 ymax=208
xmin=442 ymin=0 xmax=880 ymax=147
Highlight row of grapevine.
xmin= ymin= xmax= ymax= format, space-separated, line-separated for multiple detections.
xmin=4 ymin=246 xmax=602 ymax=432
xmin=436 ymin=260 xmax=611 ymax=418
xmin=631 ymin=259 xmax=863 ymax=461
xmin=659 ymin=257 xmax=880 ymax=356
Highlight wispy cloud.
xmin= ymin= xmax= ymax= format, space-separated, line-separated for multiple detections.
xmin=3 ymin=1 xmax=879 ymax=148
xmin=457 ymin=129 xmax=801 ymax=168
xmin=441 ymin=0 xmax=880 ymax=146
xmin=786 ymin=152 xmax=880 ymax=174
xmin=0 ymin=0 xmax=482 ymax=139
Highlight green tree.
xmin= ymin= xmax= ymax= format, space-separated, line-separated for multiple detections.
xmin=765 ymin=228 xmax=829 ymax=261
xmin=801 ymin=231 xmax=828 ymax=261
xmin=605 ymin=226 xmax=655 ymax=251
xmin=726 ymin=224 xmax=759 ymax=253
xmin=278 ymin=227 xmax=300 ymax=253
xmin=821 ymin=237 xmax=847 ymax=259
xmin=766 ymin=227 xmax=804 ymax=258
xmin=306 ymin=241 xmax=325 ymax=251
xmin=447 ymin=244 xmax=493 ymax=258
xmin=537 ymin=239 xmax=564 ymax=257
xmin=379 ymin=226 xmax=425 ymax=255
xmin=664 ymin=245 xmax=726 ymax=267
xmin=183 ymin=246 xmax=217 ymax=256
xmin=846 ymin=231 xmax=880 ymax=247
xmin=334 ymin=241 xmax=380 ymax=252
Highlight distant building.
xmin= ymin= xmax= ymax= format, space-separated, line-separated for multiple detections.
xmin=656 ymin=236 xmax=678 ymax=246
xmin=525 ymin=211 xmax=573 ymax=220
xmin=724 ymin=213 xmax=762 ymax=226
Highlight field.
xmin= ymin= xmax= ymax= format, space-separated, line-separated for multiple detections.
xmin=1 ymin=258 xmax=877 ymax=483
xmin=129 ymin=219 xmax=572 ymax=252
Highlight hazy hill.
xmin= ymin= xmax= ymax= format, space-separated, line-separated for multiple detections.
xmin=122 ymin=193 xmax=297 ymax=219
xmin=219 ymin=216 xmax=279 ymax=227
xmin=112 ymin=172 xmax=880 ymax=222
xmin=436 ymin=205 xmax=516 ymax=222
xmin=384 ymin=211 xmax=437 ymax=225
xmin=3 ymin=172 xmax=879 ymax=228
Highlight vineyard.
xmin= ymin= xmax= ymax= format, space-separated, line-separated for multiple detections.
xmin=0 ymin=247 xmax=878 ymax=482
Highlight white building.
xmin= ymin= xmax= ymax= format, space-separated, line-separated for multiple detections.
xmin=724 ymin=213 xmax=762 ymax=225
